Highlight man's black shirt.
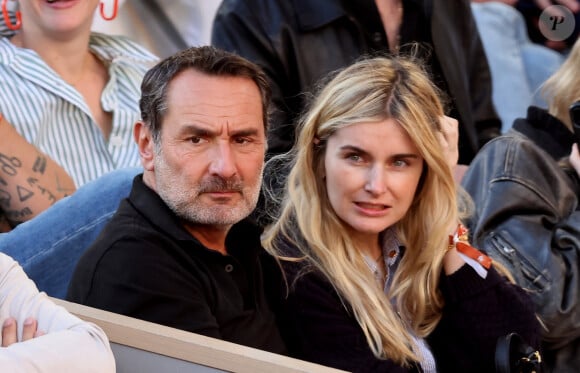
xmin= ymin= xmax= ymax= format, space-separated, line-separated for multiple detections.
xmin=67 ymin=175 xmax=286 ymax=354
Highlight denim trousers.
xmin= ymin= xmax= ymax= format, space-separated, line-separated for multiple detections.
xmin=0 ymin=167 xmax=141 ymax=299
xmin=471 ymin=2 xmax=563 ymax=132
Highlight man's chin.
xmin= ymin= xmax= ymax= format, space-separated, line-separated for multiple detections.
xmin=179 ymin=205 xmax=253 ymax=226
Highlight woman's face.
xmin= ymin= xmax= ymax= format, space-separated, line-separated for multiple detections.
xmin=18 ymin=0 xmax=100 ymax=35
xmin=323 ymin=119 xmax=424 ymax=245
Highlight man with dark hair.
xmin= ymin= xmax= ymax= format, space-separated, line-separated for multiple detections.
xmin=66 ymin=46 xmax=285 ymax=353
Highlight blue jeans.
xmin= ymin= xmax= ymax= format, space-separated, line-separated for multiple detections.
xmin=0 ymin=167 xmax=140 ymax=299
xmin=471 ymin=2 xmax=563 ymax=132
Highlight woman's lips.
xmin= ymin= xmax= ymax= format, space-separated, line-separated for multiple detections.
xmin=354 ymin=202 xmax=391 ymax=216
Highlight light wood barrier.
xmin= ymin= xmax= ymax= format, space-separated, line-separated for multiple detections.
xmin=52 ymin=298 xmax=348 ymax=373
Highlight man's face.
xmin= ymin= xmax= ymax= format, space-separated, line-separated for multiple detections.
xmin=150 ymin=69 xmax=266 ymax=229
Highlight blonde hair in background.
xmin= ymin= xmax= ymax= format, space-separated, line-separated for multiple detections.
xmin=262 ymin=55 xmax=459 ymax=366
xmin=542 ymin=38 xmax=580 ymax=131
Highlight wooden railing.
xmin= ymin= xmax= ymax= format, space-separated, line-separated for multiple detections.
xmin=52 ymin=298 xmax=348 ymax=373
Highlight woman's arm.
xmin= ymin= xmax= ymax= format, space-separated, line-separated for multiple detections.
xmin=432 ymin=264 xmax=539 ymax=373
xmin=0 ymin=253 xmax=115 ymax=372
xmin=0 ymin=115 xmax=75 ymax=228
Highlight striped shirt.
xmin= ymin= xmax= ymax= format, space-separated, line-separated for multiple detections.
xmin=0 ymin=33 xmax=158 ymax=187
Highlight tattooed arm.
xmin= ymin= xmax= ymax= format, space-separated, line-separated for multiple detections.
xmin=0 ymin=115 xmax=76 ymax=229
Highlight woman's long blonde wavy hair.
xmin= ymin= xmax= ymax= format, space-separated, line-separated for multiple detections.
xmin=262 ymin=56 xmax=459 ymax=366
xmin=542 ymin=38 xmax=580 ymax=129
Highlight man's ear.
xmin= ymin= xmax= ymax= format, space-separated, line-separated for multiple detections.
xmin=134 ymin=121 xmax=155 ymax=171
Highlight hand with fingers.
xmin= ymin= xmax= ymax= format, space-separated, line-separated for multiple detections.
xmin=2 ymin=317 xmax=45 ymax=347
xmin=437 ymin=115 xmax=459 ymax=168
xmin=436 ymin=115 xmax=469 ymax=183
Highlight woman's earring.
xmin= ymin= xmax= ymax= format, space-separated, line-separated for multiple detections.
xmin=99 ymin=0 xmax=118 ymax=21
xmin=2 ymin=0 xmax=21 ymax=30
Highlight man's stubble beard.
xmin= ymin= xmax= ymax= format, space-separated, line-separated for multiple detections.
xmin=153 ymin=148 xmax=263 ymax=227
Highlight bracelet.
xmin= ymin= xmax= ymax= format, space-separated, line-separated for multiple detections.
xmin=448 ymin=224 xmax=492 ymax=269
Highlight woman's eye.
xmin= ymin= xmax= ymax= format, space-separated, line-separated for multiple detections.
xmin=393 ymin=159 xmax=408 ymax=167
xmin=347 ymin=154 xmax=362 ymax=162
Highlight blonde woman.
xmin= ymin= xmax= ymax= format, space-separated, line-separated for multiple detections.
xmin=262 ymin=56 xmax=539 ymax=372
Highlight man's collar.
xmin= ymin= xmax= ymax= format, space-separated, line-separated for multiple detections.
xmin=129 ymin=174 xmax=262 ymax=256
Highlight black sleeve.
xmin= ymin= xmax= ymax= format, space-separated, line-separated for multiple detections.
xmin=462 ymin=2 xmax=502 ymax=147
xmin=212 ymin=0 xmax=296 ymax=156
xmin=430 ymin=265 xmax=540 ymax=373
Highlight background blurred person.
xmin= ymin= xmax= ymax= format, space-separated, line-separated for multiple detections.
xmin=92 ymin=0 xmax=220 ymax=58
xmin=0 ymin=0 xmax=157 ymax=297
xmin=212 ymin=0 xmax=501 ymax=165
xmin=462 ymin=37 xmax=580 ymax=372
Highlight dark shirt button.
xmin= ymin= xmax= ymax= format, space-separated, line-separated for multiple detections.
xmin=373 ymin=32 xmax=382 ymax=43
xmin=225 ymin=264 xmax=234 ymax=273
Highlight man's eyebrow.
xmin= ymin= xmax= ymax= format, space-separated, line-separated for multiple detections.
xmin=229 ymin=128 xmax=260 ymax=137
xmin=178 ymin=124 xmax=216 ymax=137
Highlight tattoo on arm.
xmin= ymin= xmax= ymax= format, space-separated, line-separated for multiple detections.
xmin=37 ymin=185 xmax=57 ymax=204
xmin=0 ymin=153 xmax=21 ymax=176
xmin=32 ymin=155 xmax=47 ymax=174
xmin=4 ymin=206 xmax=32 ymax=222
xmin=16 ymin=184 xmax=34 ymax=202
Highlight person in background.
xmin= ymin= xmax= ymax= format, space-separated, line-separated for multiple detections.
xmin=67 ymin=46 xmax=286 ymax=354
xmin=516 ymin=0 xmax=579 ymax=52
xmin=262 ymin=55 xmax=539 ymax=372
xmin=92 ymin=0 xmax=221 ymax=58
xmin=0 ymin=252 xmax=115 ymax=372
xmin=471 ymin=0 xmax=564 ymax=131
xmin=0 ymin=0 xmax=157 ymax=228
xmin=462 ymin=38 xmax=580 ymax=372
xmin=212 ymin=0 xmax=501 ymax=165
xmin=0 ymin=0 xmax=157 ymax=297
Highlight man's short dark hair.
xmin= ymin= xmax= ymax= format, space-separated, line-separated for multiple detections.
xmin=139 ymin=45 xmax=271 ymax=143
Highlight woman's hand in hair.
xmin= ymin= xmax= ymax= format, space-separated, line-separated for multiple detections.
xmin=436 ymin=115 xmax=461 ymax=175
xmin=570 ymin=143 xmax=580 ymax=177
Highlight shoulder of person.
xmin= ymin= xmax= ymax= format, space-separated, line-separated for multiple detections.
xmin=89 ymin=32 xmax=159 ymax=65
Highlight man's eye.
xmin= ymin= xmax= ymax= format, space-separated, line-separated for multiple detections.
xmin=189 ymin=137 xmax=202 ymax=144
xmin=235 ymin=137 xmax=251 ymax=145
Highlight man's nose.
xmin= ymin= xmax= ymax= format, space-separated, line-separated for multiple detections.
xmin=208 ymin=143 xmax=237 ymax=179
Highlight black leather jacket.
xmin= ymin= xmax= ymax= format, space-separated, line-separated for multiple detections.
xmin=212 ymin=0 xmax=500 ymax=164
xmin=462 ymin=107 xmax=580 ymax=372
